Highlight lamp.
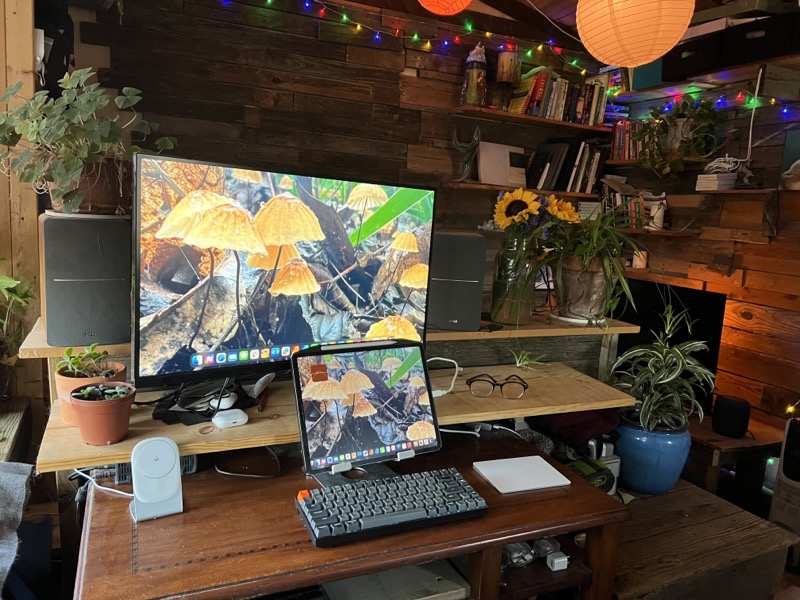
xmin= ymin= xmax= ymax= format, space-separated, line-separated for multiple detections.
xmin=418 ymin=0 xmax=472 ymax=16
xmin=576 ymin=0 xmax=695 ymax=68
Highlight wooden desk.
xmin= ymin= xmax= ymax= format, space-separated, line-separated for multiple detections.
xmin=36 ymin=362 xmax=634 ymax=473
xmin=76 ymin=433 xmax=630 ymax=600
xmin=682 ymin=416 xmax=784 ymax=510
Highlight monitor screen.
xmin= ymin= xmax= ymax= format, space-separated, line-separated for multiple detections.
xmin=133 ymin=155 xmax=436 ymax=389
xmin=292 ymin=341 xmax=441 ymax=474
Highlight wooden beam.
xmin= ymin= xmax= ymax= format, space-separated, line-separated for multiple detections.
xmin=352 ymin=0 xmax=586 ymax=51
xmin=479 ymin=0 xmax=583 ymax=50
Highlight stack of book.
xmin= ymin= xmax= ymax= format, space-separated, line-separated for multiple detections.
xmin=612 ymin=120 xmax=648 ymax=161
xmin=507 ymin=67 xmax=611 ymax=127
xmin=525 ymin=139 xmax=609 ymax=194
xmin=695 ymin=173 xmax=737 ymax=191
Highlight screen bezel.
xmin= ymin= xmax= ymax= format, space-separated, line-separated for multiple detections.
xmin=291 ymin=339 xmax=442 ymax=475
xmin=132 ymin=153 xmax=438 ymax=390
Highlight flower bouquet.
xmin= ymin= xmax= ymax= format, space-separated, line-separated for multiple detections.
xmin=489 ymin=188 xmax=580 ymax=325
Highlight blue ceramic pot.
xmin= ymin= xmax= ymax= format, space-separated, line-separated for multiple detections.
xmin=615 ymin=418 xmax=691 ymax=495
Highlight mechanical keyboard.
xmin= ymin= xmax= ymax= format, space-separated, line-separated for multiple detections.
xmin=295 ymin=467 xmax=488 ymax=547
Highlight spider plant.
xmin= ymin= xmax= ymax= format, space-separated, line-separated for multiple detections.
xmin=611 ymin=303 xmax=715 ymax=431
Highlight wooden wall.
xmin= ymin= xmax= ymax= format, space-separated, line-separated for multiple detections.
xmin=0 ymin=0 xmax=43 ymax=419
xmin=77 ymin=0 xmax=800 ymax=425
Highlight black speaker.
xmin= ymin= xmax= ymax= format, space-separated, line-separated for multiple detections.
xmin=712 ymin=395 xmax=751 ymax=439
xmin=39 ymin=213 xmax=132 ymax=346
xmin=427 ymin=231 xmax=486 ymax=331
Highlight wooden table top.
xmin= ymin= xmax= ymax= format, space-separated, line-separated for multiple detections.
xmin=615 ymin=479 xmax=799 ymax=600
xmin=36 ymin=362 xmax=634 ymax=473
xmin=688 ymin=415 xmax=785 ymax=451
xmin=76 ymin=433 xmax=630 ymax=600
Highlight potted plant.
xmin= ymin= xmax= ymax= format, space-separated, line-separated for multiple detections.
xmin=54 ymin=344 xmax=127 ymax=426
xmin=545 ymin=206 xmax=640 ymax=324
xmin=611 ymin=303 xmax=716 ymax=495
xmin=0 ymin=67 xmax=175 ymax=214
xmin=635 ymin=99 xmax=724 ymax=177
xmin=0 ymin=264 xmax=35 ymax=399
xmin=70 ymin=382 xmax=136 ymax=445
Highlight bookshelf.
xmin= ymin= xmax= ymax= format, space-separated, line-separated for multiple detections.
xmin=446 ymin=181 xmax=598 ymax=199
xmin=450 ymin=106 xmax=613 ymax=135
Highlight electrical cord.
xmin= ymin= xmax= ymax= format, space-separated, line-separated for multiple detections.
xmin=521 ymin=0 xmax=583 ymax=44
xmin=440 ymin=427 xmax=480 ymax=437
xmin=705 ymin=64 xmax=764 ymax=174
xmin=425 ymin=356 xmax=462 ymax=398
xmin=491 ymin=424 xmax=525 ymax=439
xmin=72 ymin=468 xmax=133 ymax=498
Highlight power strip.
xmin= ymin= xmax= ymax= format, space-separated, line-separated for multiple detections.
xmin=115 ymin=454 xmax=198 ymax=485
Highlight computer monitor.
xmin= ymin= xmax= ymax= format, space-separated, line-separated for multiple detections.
xmin=291 ymin=340 xmax=442 ymax=482
xmin=133 ymin=155 xmax=436 ymax=389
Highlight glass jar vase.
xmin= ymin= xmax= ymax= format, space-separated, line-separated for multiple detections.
xmin=490 ymin=232 xmax=536 ymax=325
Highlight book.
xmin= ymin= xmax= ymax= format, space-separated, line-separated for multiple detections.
xmin=526 ymin=150 xmax=551 ymax=189
xmin=554 ymin=140 xmax=583 ymax=191
xmin=526 ymin=68 xmax=551 ymax=116
xmin=538 ymin=142 xmax=570 ymax=190
xmin=584 ymin=150 xmax=602 ymax=194
xmin=566 ymin=141 xmax=587 ymax=191
xmin=507 ymin=66 xmax=547 ymax=115
xmin=473 ymin=455 xmax=571 ymax=494
xmin=585 ymin=72 xmax=611 ymax=127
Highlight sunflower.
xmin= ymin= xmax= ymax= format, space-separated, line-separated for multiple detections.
xmin=546 ymin=197 xmax=581 ymax=223
xmin=493 ymin=188 xmax=541 ymax=230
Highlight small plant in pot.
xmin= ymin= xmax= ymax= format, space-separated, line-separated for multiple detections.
xmin=70 ymin=382 xmax=136 ymax=446
xmin=611 ymin=303 xmax=716 ymax=495
xmin=0 ymin=67 xmax=175 ymax=214
xmin=54 ymin=344 xmax=127 ymax=426
xmin=545 ymin=206 xmax=640 ymax=325
xmin=635 ymin=99 xmax=724 ymax=177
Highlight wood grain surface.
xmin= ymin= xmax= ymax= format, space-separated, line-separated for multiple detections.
xmin=75 ymin=433 xmax=629 ymax=600
xmin=36 ymin=362 xmax=634 ymax=473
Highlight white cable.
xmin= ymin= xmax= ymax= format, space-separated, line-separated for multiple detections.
xmin=705 ymin=64 xmax=764 ymax=174
xmin=73 ymin=469 xmax=134 ymax=498
xmin=492 ymin=424 xmax=525 ymax=439
xmin=520 ymin=0 xmax=584 ymax=44
xmin=426 ymin=356 xmax=462 ymax=398
xmin=440 ymin=427 xmax=480 ymax=437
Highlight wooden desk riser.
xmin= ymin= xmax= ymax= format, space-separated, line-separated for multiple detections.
xmin=76 ymin=433 xmax=629 ymax=600
xmin=36 ymin=362 xmax=634 ymax=474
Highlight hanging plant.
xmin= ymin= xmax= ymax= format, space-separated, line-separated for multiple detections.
xmin=635 ymin=99 xmax=724 ymax=177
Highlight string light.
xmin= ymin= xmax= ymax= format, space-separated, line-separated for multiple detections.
xmin=253 ymin=0 xmax=602 ymax=74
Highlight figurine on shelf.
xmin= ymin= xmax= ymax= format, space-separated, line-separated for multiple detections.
xmin=460 ymin=42 xmax=487 ymax=107
xmin=452 ymin=126 xmax=481 ymax=182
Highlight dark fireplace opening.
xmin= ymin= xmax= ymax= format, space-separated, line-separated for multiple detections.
xmin=615 ymin=281 xmax=727 ymax=413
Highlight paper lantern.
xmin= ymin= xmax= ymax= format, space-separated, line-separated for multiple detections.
xmin=576 ymin=0 xmax=695 ymax=68
xmin=418 ymin=0 xmax=471 ymax=16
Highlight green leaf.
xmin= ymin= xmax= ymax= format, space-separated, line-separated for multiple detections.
xmin=387 ymin=352 xmax=421 ymax=387
xmin=155 ymin=136 xmax=176 ymax=151
xmin=349 ymin=188 xmax=433 ymax=246
xmin=1 ymin=81 xmax=23 ymax=104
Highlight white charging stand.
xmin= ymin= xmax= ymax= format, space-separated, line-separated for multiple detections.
xmin=129 ymin=437 xmax=184 ymax=523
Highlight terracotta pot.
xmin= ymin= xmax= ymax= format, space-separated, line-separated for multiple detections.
xmin=54 ymin=361 xmax=127 ymax=426
xmin=70 ymin=381 xmax=136 ymax=446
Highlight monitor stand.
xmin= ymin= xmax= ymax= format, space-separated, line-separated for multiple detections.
xmin=312 ymin=450 xmax=416 ymax=487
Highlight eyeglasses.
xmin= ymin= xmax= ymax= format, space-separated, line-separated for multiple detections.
xmin=466 ymin=374 xmax=528 ymax=399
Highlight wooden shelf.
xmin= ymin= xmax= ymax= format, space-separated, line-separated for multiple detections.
xmin=20 ymin=315 xmax=638 ymax=360
xmin=446 ymin=181 xmax=599 ymax=199
xmin=617 ymin=227 xmax=701 ymax=237
xmin=19 ymin=318 xmax=130 ymax=359
xmin=698 ymin=188 xmax=777 ymax=195
xmin=427 ymin=314 xmax=639 ymax=341
xmin=605 ymin=157 xmax=711 ymax=167
xmin=35 ymin=362 xmax=635 ymax=473
xmin=500 ymin=536 xmax=591 ymax=600
xmin=451 ymin=106 xmax=613 ymax=135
